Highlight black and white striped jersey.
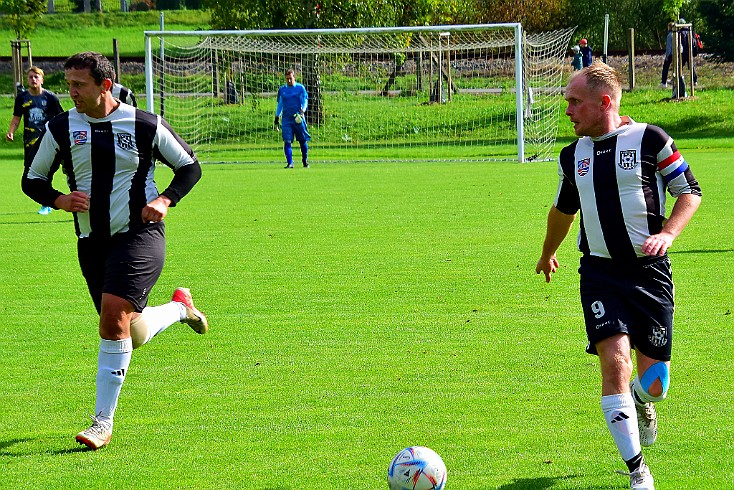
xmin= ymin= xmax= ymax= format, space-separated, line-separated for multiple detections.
xmin=554 ymin=117 xmax=701 ymax=261
xmin=111 ymin=83 xmax=137 ymax=107
xmin=23 ymin=103 xmax=201 ymax=239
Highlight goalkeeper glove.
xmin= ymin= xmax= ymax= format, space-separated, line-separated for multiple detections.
xmin=294 ymin=113 xmax=303 ymax=124
xmin=274 ymin=116 xmax=280 ymax=125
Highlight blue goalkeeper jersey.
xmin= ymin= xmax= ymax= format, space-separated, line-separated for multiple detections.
xmin=276 ymin=83 xmax=308 ymax=118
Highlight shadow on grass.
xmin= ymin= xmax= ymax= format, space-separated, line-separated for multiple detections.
xmin=496 ymin=474 xmax=620 ymax=489
xmin=497 ymin=476 xmax=578 ymax=489
xmin=0 ymin=438 xmax=36 ymax=455
xmin=0 ymin=437 xmax=97 ymax=456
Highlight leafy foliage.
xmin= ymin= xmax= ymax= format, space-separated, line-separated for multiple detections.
xmin=0 ymin=0 xmax=46 ymax=39
xmin=204 ymin=0 xmax=475 ymax=30
xmin=470 ymin=0 xmax=566 ymax=32
xmin=698 ymin=0 xmax=734 ymax=60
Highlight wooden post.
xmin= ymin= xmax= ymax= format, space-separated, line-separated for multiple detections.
xmin=672 ymin=28 xmax=681 ymax=99
xmin=627 ymin=28 xmax=635 ymax=91
xmin=686 ymin=24 xmax=695 ymax=97
xmin=10 ymin=40 xmax=32 ymax=96
xmin=113 ymin=39 xmax=121 ymax=83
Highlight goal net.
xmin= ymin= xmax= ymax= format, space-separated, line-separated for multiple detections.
xmin=144 ymin=24 xmax=575 ymax=163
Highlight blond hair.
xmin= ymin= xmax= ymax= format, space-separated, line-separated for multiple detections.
xmin=27 ymin=66 xmax=44 ymax=78
xmin=571 ymin=61 xmax=622 ymax=106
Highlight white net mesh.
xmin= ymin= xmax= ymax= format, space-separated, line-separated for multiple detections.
xmin=146 ymin=25 xmax=575 ymax=162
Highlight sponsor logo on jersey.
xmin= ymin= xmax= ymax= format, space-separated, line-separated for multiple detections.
xmin=116 ymin=132 xmax=136 ymax=151
xmin=577 ymin=158 xmax=590 ymax=176
xmin=73 ymin=130 xmax=88 ymax=145
xmin=619 ymin=149 xmax=638 ymax=170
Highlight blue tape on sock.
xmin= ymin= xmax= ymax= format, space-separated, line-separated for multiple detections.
xmin=640 ymin=362 xmax=670 ymax=394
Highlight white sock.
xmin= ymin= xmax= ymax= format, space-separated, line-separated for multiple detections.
xmin=95 ymin=338 xmax=133 ymax=429
xmin=602 ymin=393 xmax=642 ymax=462
xmin=130 ymin=302 xmax=184 ymax=349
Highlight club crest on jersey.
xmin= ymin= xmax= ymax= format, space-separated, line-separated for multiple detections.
xmin=116 ymin=133 xmax=136 ymax=151
xmin=619 ymin=150 xmax=638 ymax=170
xmin=577 ymin=158 xmax=590 ymax=176
xmin=73 ymin=131 xmax=87 ymax=145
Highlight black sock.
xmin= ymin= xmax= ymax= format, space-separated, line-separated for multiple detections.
xmin=625 ymin=452 xmax=644 ymax=472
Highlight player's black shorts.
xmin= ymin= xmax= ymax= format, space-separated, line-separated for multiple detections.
xmin=77 ymin=222 xmax=166 ymax=314
xmin=579 ymin=254 xmax=674 ymax=361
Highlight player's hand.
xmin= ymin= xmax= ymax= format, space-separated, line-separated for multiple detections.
xmin=274 ymin=116 xmax=280 ymax=125
xmin=641 ymin=232 xmax=674 ymax=256
xmin=5 ymin=132 xmax=13 ymax=142
xmin=55 ymin=191 xmax=90 ymax=213
xmin=142 ymin=195 xmax=171 ymax=223
xmin=535 ymin=255 xmax=559 ymax=283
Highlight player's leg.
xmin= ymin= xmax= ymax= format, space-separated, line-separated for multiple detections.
xmin=282 ymin=122 xmax=294 ymax=168
xmin=294 ymin=121 xmax=311 ymax=167
xmin=76 ymin=223 xmax=165 ymax=449
xmin=660 ymin=56 xmax=672 ymax=86
xmin=629 ymin=255 xmax=674 ymax=448
xmin=580 ymin=257 xmax=653 ymax=488
xmin=129 ymin=288 xmax=208 ymax=349
xmin=631 ymin=354 xmax=669 ymax=447
xmin=299 ymin=140 xmax=309 ymax=167
xmin=596 ymin=335 xmax=655 ymax=489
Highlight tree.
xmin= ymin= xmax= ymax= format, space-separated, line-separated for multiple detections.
xmin=0 ymin=0 xmax=46 ymax=39
xmin=471 ymin=0 xmax=566 ymax=32
xmin=698 ymin=0 xmax=734 ymax=60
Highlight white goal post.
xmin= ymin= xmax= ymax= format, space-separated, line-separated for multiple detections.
xmin=144 ymin=24 xmax=575 ymax=163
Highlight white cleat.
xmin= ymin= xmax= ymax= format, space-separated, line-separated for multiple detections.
xmin=76 ymin=414 xmax=112 ymax=450
xmin=172 ymin=287 xmax=208 ymax=334
xmin=618 ymin=463 xmax=655 ymax=490
xmin=636 ymin=401 xmax=658 ymax=446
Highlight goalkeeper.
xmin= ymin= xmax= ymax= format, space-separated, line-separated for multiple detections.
xmin=274 ymin=68 xmax=310 ymax=168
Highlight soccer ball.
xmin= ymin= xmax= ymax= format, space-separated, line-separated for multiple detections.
xmin=387 ymin=446 xmax=447 ymax=490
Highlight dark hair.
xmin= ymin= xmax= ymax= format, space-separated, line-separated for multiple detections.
xmin=64 ymin=52 xmax=116 ymax=85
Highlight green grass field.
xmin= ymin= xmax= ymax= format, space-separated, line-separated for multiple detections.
xmin=1 ymin=13 xmax=733 ymax=483
xmin=0 ymin=137 xmax=732 ymax=489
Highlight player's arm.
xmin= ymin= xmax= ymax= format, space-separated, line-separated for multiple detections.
xmin=300 ymin=86 xmax=308 ymax=113
xmin=21 ymin=129 xmax=66 ymax=208
xmin=152 ymin=118 xmax=202 ymax=213
xmin=536 ymin=206 xmax=576 ymax=283
xmin=643 ymin=129 xmax=703 ymax=256
xmin=49 ymin=94 xmax=64 ymax=118
xmin=6 ymin=115 xmax=21 ymax=141
xmin=641 ymin=193 xmax=701 ymax=256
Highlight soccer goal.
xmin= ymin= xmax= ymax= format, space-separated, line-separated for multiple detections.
xmin=144 ymin=24 xmax=575 ymax=163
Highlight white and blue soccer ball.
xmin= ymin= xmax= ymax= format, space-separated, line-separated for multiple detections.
xmin=387 ymin=446 xmax=447 ymax=490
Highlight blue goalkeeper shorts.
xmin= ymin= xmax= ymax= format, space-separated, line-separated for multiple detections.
xmin=281 ymin=115 xmax=311 ymax=144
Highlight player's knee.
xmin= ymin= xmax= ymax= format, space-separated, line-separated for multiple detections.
xmin=632 ymin=362 xmax=670 ymax=403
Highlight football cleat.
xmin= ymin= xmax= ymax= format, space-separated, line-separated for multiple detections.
xmin=37 ymin=206 xmax=52 ymax=215
xmin=617 ymin=463 xmax=655 ymax=490
xmin=172 ymin=287 xmax=208 ymax=334
xmin=635 ymin=401 xmax=658 ymax=446
xmin=76 ymin=414 xmax=112 ymax=450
